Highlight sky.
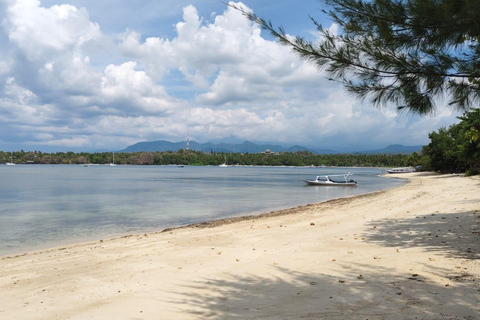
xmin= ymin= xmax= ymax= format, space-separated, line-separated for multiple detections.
xmin=0 ymin=0 xmax=463 ymax=152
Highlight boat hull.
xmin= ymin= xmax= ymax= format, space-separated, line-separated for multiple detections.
xmin=386 ymin=169 xmax=414 ymax=174
xmin=303 ymin=180 xmax=357 ymax=186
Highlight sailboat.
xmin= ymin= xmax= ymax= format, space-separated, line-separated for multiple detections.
xmin=219 ymin=154 xmax=229 ymax=167
xmin=5 ymin=152 xmax=15 ymax=166
xmin=109 ymin=152 xmax=117 ymax=166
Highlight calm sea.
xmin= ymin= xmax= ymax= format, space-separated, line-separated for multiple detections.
xmin=0 ymin=165 xmax=404 ymax=256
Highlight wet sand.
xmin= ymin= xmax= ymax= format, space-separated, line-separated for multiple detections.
xmin=0 ymin=172 xmax=479 ymax=319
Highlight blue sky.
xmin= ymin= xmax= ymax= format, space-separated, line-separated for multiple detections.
xmin=0 ymin=0 xmax=461 ymax=152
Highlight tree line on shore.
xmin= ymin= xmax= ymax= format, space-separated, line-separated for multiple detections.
xmin=0 ymin=149 xmax=414 ymax=168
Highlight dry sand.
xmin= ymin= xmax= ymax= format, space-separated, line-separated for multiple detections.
xmin=0 ymin=172 xmax=479 ymax=320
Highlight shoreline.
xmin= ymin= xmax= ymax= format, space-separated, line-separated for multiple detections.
xmin=1 ymin=172 xmax=479 ymax=319
xmin=1 ymin=175 xmax=406 ymax=260
xmin=0 ymin=165 xmax=400 ymax=258
xmin=161 ymin=180 xmax=405 ymax=232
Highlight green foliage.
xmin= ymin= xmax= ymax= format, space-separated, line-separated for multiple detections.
xmin=405 ymin=152 xmax=420 ymax=167
xmin=0 ymin=149 xmax=411 ymax=167
xmin=232 ymin=0 xmax=480 ymax=114
xmin=418 ymin=154 xmax=432 ymax=171
xmin=422 ymin=108 xmax=480 ymax=173
xmin=456 ymin=108 xmax=480 ymax=170
xmin=466 ymin=167 xmax=480 ymax=176
xmin=422 ymin=128 xmax=463 ymax=172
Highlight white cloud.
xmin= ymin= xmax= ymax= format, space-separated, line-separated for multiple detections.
xmin=3 ymin=77 xmax=37 ymax=103
xmin=98 ymin=61 xmax=186 ymax=116
xmin=0 ymin=1 xmax=462 ymax=152
xmin=0 ymin=60 xmax=10 ymax=76
xmin=39 ymin=136 xmax=91 ymax=147
xmin=5 ymin=0 xmax=101 ymax=61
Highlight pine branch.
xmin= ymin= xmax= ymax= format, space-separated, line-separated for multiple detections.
xmin=228 ymin=1 xmax=480 ymax=114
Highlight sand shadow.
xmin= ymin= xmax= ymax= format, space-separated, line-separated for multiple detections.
xmin=362 ymin=211 xmax=480 ymax=260
xmin=168 ymin=265 xmax=479 ymax=319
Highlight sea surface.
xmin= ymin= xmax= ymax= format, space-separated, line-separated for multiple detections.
xmin=0 ymin=165 xmax=405 ymax=256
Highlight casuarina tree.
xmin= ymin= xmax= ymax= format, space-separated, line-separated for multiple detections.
xmin=231 ymin=0 xmax=480 ymax=115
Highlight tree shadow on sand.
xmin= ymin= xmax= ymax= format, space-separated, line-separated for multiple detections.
xmin=167 ymin=178 xmax=480 ymax=319
xmin=362 ymin=210 xmax=480 ymax=260
xmin=169 ymin=265 xmax=479 ymax=320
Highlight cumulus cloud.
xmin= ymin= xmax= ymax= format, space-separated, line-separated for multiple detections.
xmin=98 ymin=61 xmax=186 ymax=116
xmin=5 ymin=0 xmax=101 ymax=61
xmin=0 ymin=0 xmax=461 ymax=151
xmin=3 ymin=77 xmax=37 ymax=103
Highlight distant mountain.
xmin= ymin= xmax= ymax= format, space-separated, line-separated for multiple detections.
xmin=119 ymin=140 xmax=316 ymax=154
xmin=119 ymin=140 xmax=422 ymax=155
xmin=287 ymin=145 xmax=336 ymax=154
xmin=357 ymin=144 xmax=423 ymax=154
xmin=119 ymin=140 xmax=185 ymax=152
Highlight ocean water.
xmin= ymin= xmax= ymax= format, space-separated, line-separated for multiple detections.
xmin=0 ymin=165 xmax=405 ymax=256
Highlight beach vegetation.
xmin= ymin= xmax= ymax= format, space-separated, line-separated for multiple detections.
xmin=421 ymin=108 xmax=480 ymax=174
xmin=405 ymin=152 xmax=420 ymax=167
xmin=232 ymin=0 xmax=480 ymax=115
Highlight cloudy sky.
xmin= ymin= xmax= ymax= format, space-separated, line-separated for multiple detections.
xmin=0 ymin=0 xmax=462 ymax=152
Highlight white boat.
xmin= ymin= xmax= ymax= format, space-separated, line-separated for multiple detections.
xmin=303 ymin=173 xmax=357 ymax=186
xmin=386 ymin=167 xmax=414 ymax=174
xmin=109 ymin=152 xmax=117 ymax=166
xmin=5 ymin=152 xmax=15 ymax=166
xmin=219 ymin=154 xmax=229 ymax=167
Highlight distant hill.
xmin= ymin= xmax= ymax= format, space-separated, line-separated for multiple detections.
xmin=120 ymin=140 xmax=185 ymax=152
xmin=119 ymin=140 xmax=422 ymax=155
xmin=119 ymin=140 xmax=319 ymax=154
xmin=357 ymin=144 xmax=423 ymax=154
xmin=288 ymin=145 xmax=336 ymax=154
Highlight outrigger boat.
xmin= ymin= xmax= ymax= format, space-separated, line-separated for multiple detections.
xmin=303 ymin=173 xmax=357 ymax=186
xmin=386 ymin=167 xmax=414 ymax=174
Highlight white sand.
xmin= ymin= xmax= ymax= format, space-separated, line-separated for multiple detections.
xmin=0 ymin=172 xmax=479 ymax=319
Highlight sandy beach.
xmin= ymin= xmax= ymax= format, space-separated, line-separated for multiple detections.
xmin=0 ymin=172 xmax=479 ymax=319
